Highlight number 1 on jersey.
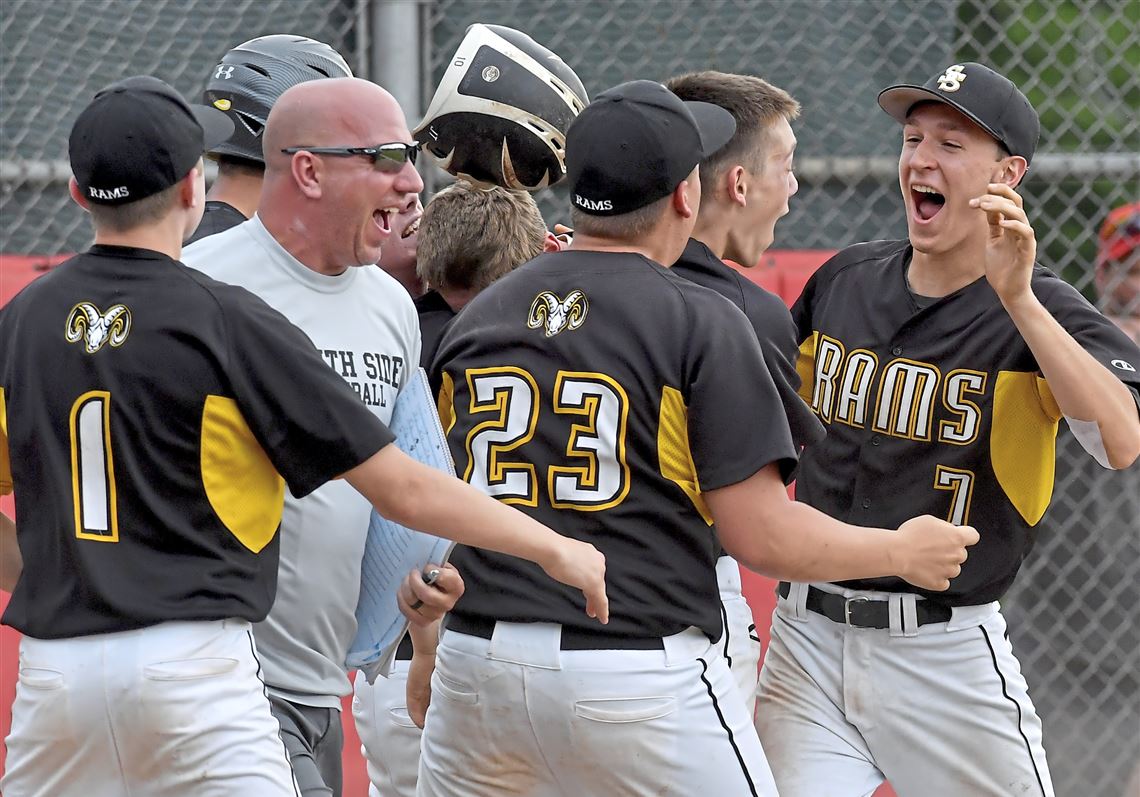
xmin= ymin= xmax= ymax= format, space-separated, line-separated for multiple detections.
xmin=70 ymin=391 xmax=120 ymax=541
xmin=933 ymin=465 xmax=974 ymax=526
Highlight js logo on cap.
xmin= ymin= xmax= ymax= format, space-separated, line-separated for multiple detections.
xmin=937 ymin=64 xmax=967 ymax=92
xmin=65 ymin=302 xmax=132 ymax=354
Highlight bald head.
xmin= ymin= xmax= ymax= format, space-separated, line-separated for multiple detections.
xmin=263 ymin=77 xmax=408 ymax=174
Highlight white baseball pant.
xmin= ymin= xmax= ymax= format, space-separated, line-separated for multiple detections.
xmin=416 ymin=621 xmax=777 ymax=797
xmin=352 ymin=661 xmax=422 ymax=797
xmin=2 ymin=618 xmax=299 ymax=797
xmin=755 ymin=581 xmax=1055 ymax=797
xmin=716 ymin=554 xmax=762 ymax=718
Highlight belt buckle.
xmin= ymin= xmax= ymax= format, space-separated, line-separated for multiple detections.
xmin=843 ymin=596 xmax=870 ymax=626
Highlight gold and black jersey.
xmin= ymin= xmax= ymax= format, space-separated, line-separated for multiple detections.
xmin=672 ymin=238 xmax=826 ymax=454
xmin=436 ymin=250 xmax=798 ymax=642
xmin=793 ymin=239 xmax=1140 ymax=606
xmin=0 ymin=245 xmax=393 ymax=639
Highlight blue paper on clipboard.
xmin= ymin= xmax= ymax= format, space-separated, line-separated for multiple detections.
xmin=346 ymin=367 xmax=457 ymax=683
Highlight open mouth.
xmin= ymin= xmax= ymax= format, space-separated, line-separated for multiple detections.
xmin=401 ymin=215 xmax=421 ymax=240
xmin=373 ymin=207 xmax=396 ymax=235
xmin=911 ymin=184 xmax=946 ymax=221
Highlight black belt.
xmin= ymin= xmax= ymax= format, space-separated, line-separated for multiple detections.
xmin=446 ymin=615 xmax=665 ymax=651
xmin=777 ymin=582 xmax=951 ymax=629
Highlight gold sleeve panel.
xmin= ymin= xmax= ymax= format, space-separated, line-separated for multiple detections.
xmin=437 ymin=371 xmax=456 ymax=434
xmin=797 ymin=332 xmax=818 ymax=404
xmin=991 ymin=372 xmax=1059 ymax=525
xmin=200 ymin=395 xmax=285 ymax=553
xmin=658 ymin=386 xmax=712 ymax=525
xmin=1035 ymin=375 xmax=1062 ymax=422
xmin=0 ymin=388 xmax=11 ymax=496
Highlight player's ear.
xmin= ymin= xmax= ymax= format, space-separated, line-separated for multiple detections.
xmin=726 ymin=164 xmax=748 ymax=208
xmin=672 ymin=166 xmax=699 ymax=219
xmin=289 ymin=151 xmax=324 ymax=199
xmin=68 ymin=177 xmax=91 ymax=211
xmin=995 ymin=155 xmax=1028 ymax=189
xmin=178 ymin=159 xmax=203 ymax=209
xmin=543 ymin=231 xmax=563 ymax=253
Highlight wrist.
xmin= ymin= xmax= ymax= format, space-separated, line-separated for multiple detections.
xmin=998 ymin=286 xmax=1040 ymax=320
xmin=533 ymin=528 xmax=566 ymax=573
xmin=883 ymin=528 xmax=904 ymax=579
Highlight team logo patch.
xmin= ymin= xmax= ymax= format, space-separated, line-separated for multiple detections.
xmin=65 ymin=301 xmax=132 ymax=353
xmin=527 ymin=290 xmax=588 ymax=337
xmin=937 ymin=64 xmax=967 ymax=92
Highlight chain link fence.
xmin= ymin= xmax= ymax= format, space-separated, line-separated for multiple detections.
xmin=3 ymin=1 xmax=1138 ymax=794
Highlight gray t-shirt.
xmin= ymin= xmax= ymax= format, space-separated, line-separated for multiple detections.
xmin=184 ymin=216 xmax=421 ymax=707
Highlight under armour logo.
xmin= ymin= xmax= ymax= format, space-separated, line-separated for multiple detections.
xmin=1111 ymin=359 xmax=1136 ymax=373
xmin=65 ymin=302 xmax=132 ymax=354
xmin=937 ymin=64 xmax=967 ymax=92
xmin=214 ymin=65 xmax=235 ymax=80
xmin=527 ymin=290 xmax=588 ymax=337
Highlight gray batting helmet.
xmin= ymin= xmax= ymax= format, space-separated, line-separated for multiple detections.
xmin=203 ymin=34 xmax=353 ymax=164
xmin=414 ymin=24 xmax=588 ymax=191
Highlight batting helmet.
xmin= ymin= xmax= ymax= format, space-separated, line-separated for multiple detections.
xmin=203 ymin=34 xmax=353 ymax=164
xmin=414 ymin=24 xmax=588 ymax=191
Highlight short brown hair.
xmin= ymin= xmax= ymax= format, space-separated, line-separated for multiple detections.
xmin=666 ymin=71 xmax=800 ymax=184
xmin=417 ymin=181 xmax=547 ymax=293
xmin=86 ymin=182 xmax=182 ymax=233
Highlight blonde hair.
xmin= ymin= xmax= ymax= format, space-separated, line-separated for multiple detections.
xmin=417 ymin=181 xmax=547 ymax=292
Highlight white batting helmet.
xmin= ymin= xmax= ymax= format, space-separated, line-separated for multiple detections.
xmin=413 ymin=24 xmax=588 ymax=191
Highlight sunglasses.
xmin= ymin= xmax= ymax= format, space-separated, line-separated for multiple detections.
xmin=280 ymin=142 xmax=420 ymax=173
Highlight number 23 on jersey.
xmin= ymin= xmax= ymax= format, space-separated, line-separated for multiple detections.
xmin=447 ymin=367 xmax=631 ymax=511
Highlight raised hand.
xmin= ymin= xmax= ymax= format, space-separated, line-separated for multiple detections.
xmin=970 ymin=183 xmax=1037 ymax=306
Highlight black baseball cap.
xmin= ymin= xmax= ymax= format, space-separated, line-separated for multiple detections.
xmin=69 ymin=75 xmax=234 ymax=206
xmin=877 ymin=62 xmax=1040 ymax=166
xmin=566 ymin=80 xmax=736 ymax=216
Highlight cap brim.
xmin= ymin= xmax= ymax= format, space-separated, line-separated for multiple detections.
xmin=685 ymin=100 xmax=736 ymax=159
xmin=192 ymin=104 xmax=236 ymax=152
xmin=877 ymin=85 xmax=1004 ymax=145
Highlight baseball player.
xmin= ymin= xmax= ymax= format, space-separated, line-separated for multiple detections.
xmin=666 ymin=70 xmax=825 ymax=716
xmin=417 ymin=79 xmax=978 ymax=797
xmin=352 ymin=180 xmax=554 ymax=797
xmin=0 ymin=76 xmax=607 ymax=797
xmin=186 ymin=34 xmax=353 ymax=245
xmin=755 ymin=62 xmax=1140 ymax=797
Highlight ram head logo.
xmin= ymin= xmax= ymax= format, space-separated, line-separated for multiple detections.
xmin=527 ymin=290 xmax=588 ymax=337
xmin=65 ymin=302 xmax=132 ymax=353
